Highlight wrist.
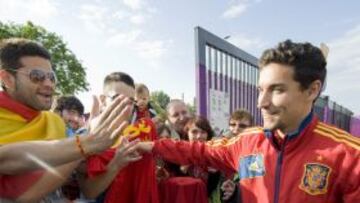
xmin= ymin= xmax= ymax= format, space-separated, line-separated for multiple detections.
xmin=80 ymin=135 xmax=103 ymax=155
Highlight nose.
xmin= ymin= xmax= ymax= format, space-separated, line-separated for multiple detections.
xmin=257 ymin=91 xmax=271 ymax=109
xmin=42 ymin=77 xmax=55 ymax=88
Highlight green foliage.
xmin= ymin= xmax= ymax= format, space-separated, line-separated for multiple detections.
xmin=0 ymin=21 xmax=88 ymax=94
xmin=151 ymin=90 xmax=170 ymax=110
xmin=187 ymin=102 xmax=196 ymax=115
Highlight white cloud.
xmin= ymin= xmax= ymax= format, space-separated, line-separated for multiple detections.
xmin=222 ymin=2 xmax=248 ymax=19
xmin=0 ymin=0 xmax=58 ymax=25
xmin=106 ymin=30 xmax=171 ymax=68
xmin=78 ymin=4 xmax=108 ymax=34
xmin=106 ymin=30 xmax=142 ymax=46
xmin=130 ymin=14 xmax=145 ymax=25
xmin=123 ymin=0 xmax=142 ymax=10
xmin=325 ymin=24 xmax=360 ymax=114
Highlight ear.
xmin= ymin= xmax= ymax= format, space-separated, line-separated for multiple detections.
xmin=0 ymin=69 xmax=15 ymax=91
xmin=306 ymin=80 xmax=322 ymax=101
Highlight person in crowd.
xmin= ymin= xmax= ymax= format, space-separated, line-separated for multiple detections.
xmin=166 ymin=99 xmax=191 ymax=140
xmin=53 ymin=95 xmax=86 ymax=137
xmin=182 ymin=116 xmax=223 ymax=203
xmin=134 ymin=40 xmax=360 ymax=203
xmin=219 ymin=109 xmax=254 ymax=202
xmin=82 ymin=72 xmax=159 ymax=203
xmin=133 ymin=83 xmax=157 ymax=121
xmin=221 ymin=109 xmax=253 ymax=139
xmin=0 ymin=38 xmax=138 ymax=202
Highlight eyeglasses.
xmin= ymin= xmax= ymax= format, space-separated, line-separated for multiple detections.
xmin=7 ymin=69 xmax=57 ymax=84
xmin=229 ymin=123 xmax=249 ymax=128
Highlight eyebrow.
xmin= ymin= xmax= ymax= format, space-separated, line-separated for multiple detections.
xmin=259 ymin=83 xmax=287 ymax=90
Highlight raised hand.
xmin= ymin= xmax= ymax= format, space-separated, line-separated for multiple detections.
xmin=112 ymin=137 xmax=142 ymax=168
xmin=83 ymin=94 xmax=133 ymax=154
xmin=221 ymin=179 xmax=236 ymax=201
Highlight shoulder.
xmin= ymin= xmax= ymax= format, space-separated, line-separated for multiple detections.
xmin=313 ymin=122 xmax=360 ymax=151
xmin=208 ymin=127 xmax=264 ymax=147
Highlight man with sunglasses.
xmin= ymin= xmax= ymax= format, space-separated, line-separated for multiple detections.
xmin=226 ymin=109 xmax=253 ymax=139
xmin=0 ymin=38 xmax=139 ymax=202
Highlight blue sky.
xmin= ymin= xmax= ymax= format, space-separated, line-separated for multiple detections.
xmin=1 ymin=0 xmax=359 ymax=115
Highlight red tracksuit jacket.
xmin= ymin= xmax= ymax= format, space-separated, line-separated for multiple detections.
xmin=153 ymin=114 xmax=360 ymax=203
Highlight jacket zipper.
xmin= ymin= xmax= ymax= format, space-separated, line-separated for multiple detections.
xmin=273 ymin=138 xmax=287 ymax=203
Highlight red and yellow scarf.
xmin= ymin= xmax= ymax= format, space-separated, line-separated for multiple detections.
xmin=0 ymin=91 xmax=66 ymax=199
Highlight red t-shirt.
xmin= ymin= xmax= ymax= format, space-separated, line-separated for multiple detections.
xmin=87 ymin=118 xmax=159 ymax=203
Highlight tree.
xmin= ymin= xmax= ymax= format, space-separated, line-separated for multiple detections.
xmin=0 ymin=21 xmax=88 ymax=95
xmin=151 ymin=90 xmax=170 ymax=110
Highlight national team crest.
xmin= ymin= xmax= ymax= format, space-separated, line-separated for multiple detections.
xmin=299 ymin=163 xmax=331 ymax=195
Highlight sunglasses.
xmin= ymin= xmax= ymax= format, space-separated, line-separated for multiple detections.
xmin=8 ymin=69 xmax=57 ymax=84
xmin=229 ymin=123 xmax=249 ymax=128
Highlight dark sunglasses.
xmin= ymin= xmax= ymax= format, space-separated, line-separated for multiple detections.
xmin=8 ymin=69 xmax=57 ymax=84
xmin=229 ymin=123 xmax=249 ymax=128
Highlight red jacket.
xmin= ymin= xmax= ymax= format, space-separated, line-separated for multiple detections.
xmin=153 ymin=114 xmax=360 ymax=203
xmin=87 ymin=118 xmax=158 ymax=203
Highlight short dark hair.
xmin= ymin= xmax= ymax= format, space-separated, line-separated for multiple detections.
xmin=0 ymin=38 xmax=51 ymax=71
xmin=53 ymin=96 xmax=84 ymax=115
xmin=103 ymin=72 xmax=135 ymax=88
xmin=259 ymin=40 xmax=327 ymax=90
xmin=0 ymin=38 xmax=51 ymax=90
xmin=230 ymin=109 xmax=253 ymax=125
xmin=184 ymin=116 xmax=215 ymax=141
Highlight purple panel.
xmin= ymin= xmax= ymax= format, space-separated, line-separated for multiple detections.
xmin=208 ymin=70 xmax=212 ymax=89
xmin=234 ymin=78 xmax=237 ymax=110
xmin=197 ymin=64 xmax=207 ymax=118
xmin=214 ymin=72 xmax=218 ymax=90
xmin=323 ymin=105 xmax=329 ymax=123
xmin=225 ymin=75 xmax=228 ymax=92
xmin=241 ymin=81 xmax=245 ymax=108
xmin=219 ymin=73 xmax=223 ymax=91
xmin=350 ymin=116 xmax=360 ymax=137
xmin=229 ymin=77 xmax=233 ymax=113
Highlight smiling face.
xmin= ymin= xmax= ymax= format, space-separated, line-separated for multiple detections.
xmin=187 ymin=124 xmax=208 ymax=142
xmin=257 ymin=63 xmax=319 ymax=133
xmin=5 ymin=56 xmax=55 ymax=111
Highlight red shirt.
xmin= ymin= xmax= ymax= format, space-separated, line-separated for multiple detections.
xmin=87 ymin=118 xmax=158 ymax=203
xmin=153 ymin=115 xmax=360 ymax=203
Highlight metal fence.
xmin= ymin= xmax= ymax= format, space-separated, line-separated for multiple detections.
xmin=195 ymin=26 xmax=358 ymax=134
xmin=195 ymin=26 xmax=261 ymax=132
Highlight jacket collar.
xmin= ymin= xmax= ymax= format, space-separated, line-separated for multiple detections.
xmin=0 ymin=91 xmax=40 ymax=122
xmin=264 ymin=111 xmax=317 ymax=151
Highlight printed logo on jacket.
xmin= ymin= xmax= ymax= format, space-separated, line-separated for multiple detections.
xmin=239 ymin=154 xmax=265 ymax=179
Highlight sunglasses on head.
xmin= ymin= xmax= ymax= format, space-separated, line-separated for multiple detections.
xmin=229 ymin=123 xmax=249 ymax=128
xmin=8 ymin=69 xmax=57 ymax=84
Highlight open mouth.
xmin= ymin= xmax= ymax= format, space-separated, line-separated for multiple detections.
xmin=37 ymin=92 xmax=53 ymax=101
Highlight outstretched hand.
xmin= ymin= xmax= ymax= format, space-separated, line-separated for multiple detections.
xmin=84 ymin=94 xmax=133 ymax=154
xmin=113 ymin=137 xmax=143 ymax=168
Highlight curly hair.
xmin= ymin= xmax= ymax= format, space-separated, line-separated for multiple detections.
xmin=259 ymin=40 xmax=327 ymax=90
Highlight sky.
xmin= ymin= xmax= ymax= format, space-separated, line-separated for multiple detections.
xmin=0 ymin=0 xmax=359 ymax=115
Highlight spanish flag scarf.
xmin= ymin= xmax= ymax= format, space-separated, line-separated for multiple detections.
xmin=0 ymin=91 xmax=66 ymax=199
